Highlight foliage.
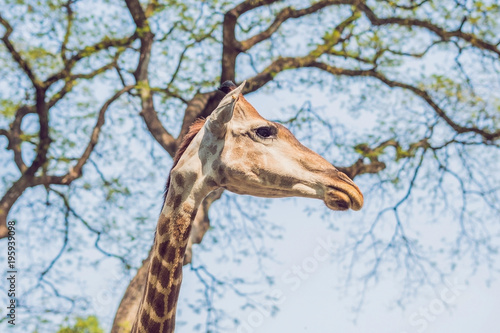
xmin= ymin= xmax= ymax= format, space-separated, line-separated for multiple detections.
xmin=56 ymin=316 xmax=104 ymax=333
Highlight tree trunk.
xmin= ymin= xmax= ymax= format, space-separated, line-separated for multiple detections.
xmin=111 ymin=250 xmax=151 ymax=333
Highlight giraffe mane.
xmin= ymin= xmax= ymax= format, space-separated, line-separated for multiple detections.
xmin=162 ymin=118 xmax=206 ymax=207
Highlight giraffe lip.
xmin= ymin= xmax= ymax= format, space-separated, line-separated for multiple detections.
xmin=325 ymin=186 xmax=352 ymax=211
xmin=325 ymin=183 xmax=363 ymax=211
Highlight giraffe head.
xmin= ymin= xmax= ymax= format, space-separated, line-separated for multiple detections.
xmin=175 ymin=81 xmax=363 ymax=211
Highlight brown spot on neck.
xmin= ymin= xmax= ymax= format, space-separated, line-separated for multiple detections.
xmin=174 ymin=173 xmax=185 ymax=188
xmin=134 ymin=195 xmax=197 ymax=332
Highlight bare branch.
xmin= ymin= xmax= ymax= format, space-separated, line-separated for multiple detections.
xmin=310 ymin=61 xmax=500 ymax=141
xmin=47 ymin=56 xmax=122 ymax=109
xmin=123 ymin=0 xmax=178 ymax=156
xmin=0 ymin=86 xmax=132 ymax=238
xmin=231 ymin=0 xmax=280 ymax=17
xmin=0 ymin=14 xmax=41 ymax=88
xmin=138 ymin=94 xmax=178 ymax=156
xmin=245 ymin=53 xmax=499 ymax=142
xmin=45 ymin=34 xmax=136 ymax=86
xmin=379 ymin=0 xmax=431 ymax=10
xmin=38 ymin=188 xmax=70 ymax=281
xmin=240 ymin=0 xmax=346 ymax=51
xmin=36 ymin=85 xmax=135 ymax=186
xmin=3 ymin=106 xmax=34 ymax=172
xmin=124 ymin=0 xmax=154 ymax=81
xmin=355 ymin=1 xmax=500 ymax=57
xmin=124 ymin=0 xmax=149 ymax=29
xmin=244 ymin=11 xmax=360 ymax=92
xmin=221 ymin=0 xmax=280 ymax=82
xmin=60 ymin=0 xmax=74 ymax=61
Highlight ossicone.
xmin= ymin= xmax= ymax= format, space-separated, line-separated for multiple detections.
xmin=219 ymin=80 xmax=237 ymax=94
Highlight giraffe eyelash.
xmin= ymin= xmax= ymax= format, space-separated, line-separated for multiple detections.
xmin=255 ymin=126 xmax=277 ymax=139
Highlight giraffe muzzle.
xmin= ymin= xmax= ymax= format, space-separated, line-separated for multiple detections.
xmin=324 ymin=172 xmax=363 ymax=211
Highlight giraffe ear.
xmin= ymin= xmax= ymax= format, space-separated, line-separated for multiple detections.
xmin=207 ymin=80 xmax=246 ymax=137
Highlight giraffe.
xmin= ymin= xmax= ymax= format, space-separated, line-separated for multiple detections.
xmin=131 ymin=81 xmax=363 ymax=332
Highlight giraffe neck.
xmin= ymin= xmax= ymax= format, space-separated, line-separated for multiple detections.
xmin=133 ymin=174 xmax=201 ymax=333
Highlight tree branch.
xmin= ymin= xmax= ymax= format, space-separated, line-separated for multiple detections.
xmin=221 ymin=0 xmax=280 ymax=82
xmin=244 ymin=10 xmax=360 ymax=92
xmin=123 ymin=0 xmax=178 ymax=155
xmin=244 ymin=53 xmax=499 ymax=142
xmin=0 ymin=87 xmax=48 ymax=239
xmin=47 ymin=56 xmax=123 ymax=109
xmin=35 ymin=86 xmax=134 ymax=186
xmin=60 ymin=0 xmax=74 ymax=62
xmin=338 ymin=138 xmax=430 ymax=179
xmin=45 ymin=33 xmax=136 ymax=86
xmin=0 ymin=15 xmax=41 ymax=88
xmin=0 ymin=87 xmax=131 ymax=239
xmin=355 ymin=0 xmax=500 ymax=57
xmin=240 ymin=0 xmax=345 ymax=51
xmin=3 ymin=106 xmax=34 ymax=173
xmin=309 ymin=61 xmax=500 ymax=141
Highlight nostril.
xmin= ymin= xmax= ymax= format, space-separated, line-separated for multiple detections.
xmin=336 ymin=200 xmax=349 ymax=210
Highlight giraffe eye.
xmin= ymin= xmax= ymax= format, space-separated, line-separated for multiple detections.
xmin=255 ymin=126 xmax=275 ymax=139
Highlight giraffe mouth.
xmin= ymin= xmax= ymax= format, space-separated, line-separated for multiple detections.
xmin=325 ymin=188 xmax=353 ymax=211
xmin=324 ymin=172 xmax=363 ymax=211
